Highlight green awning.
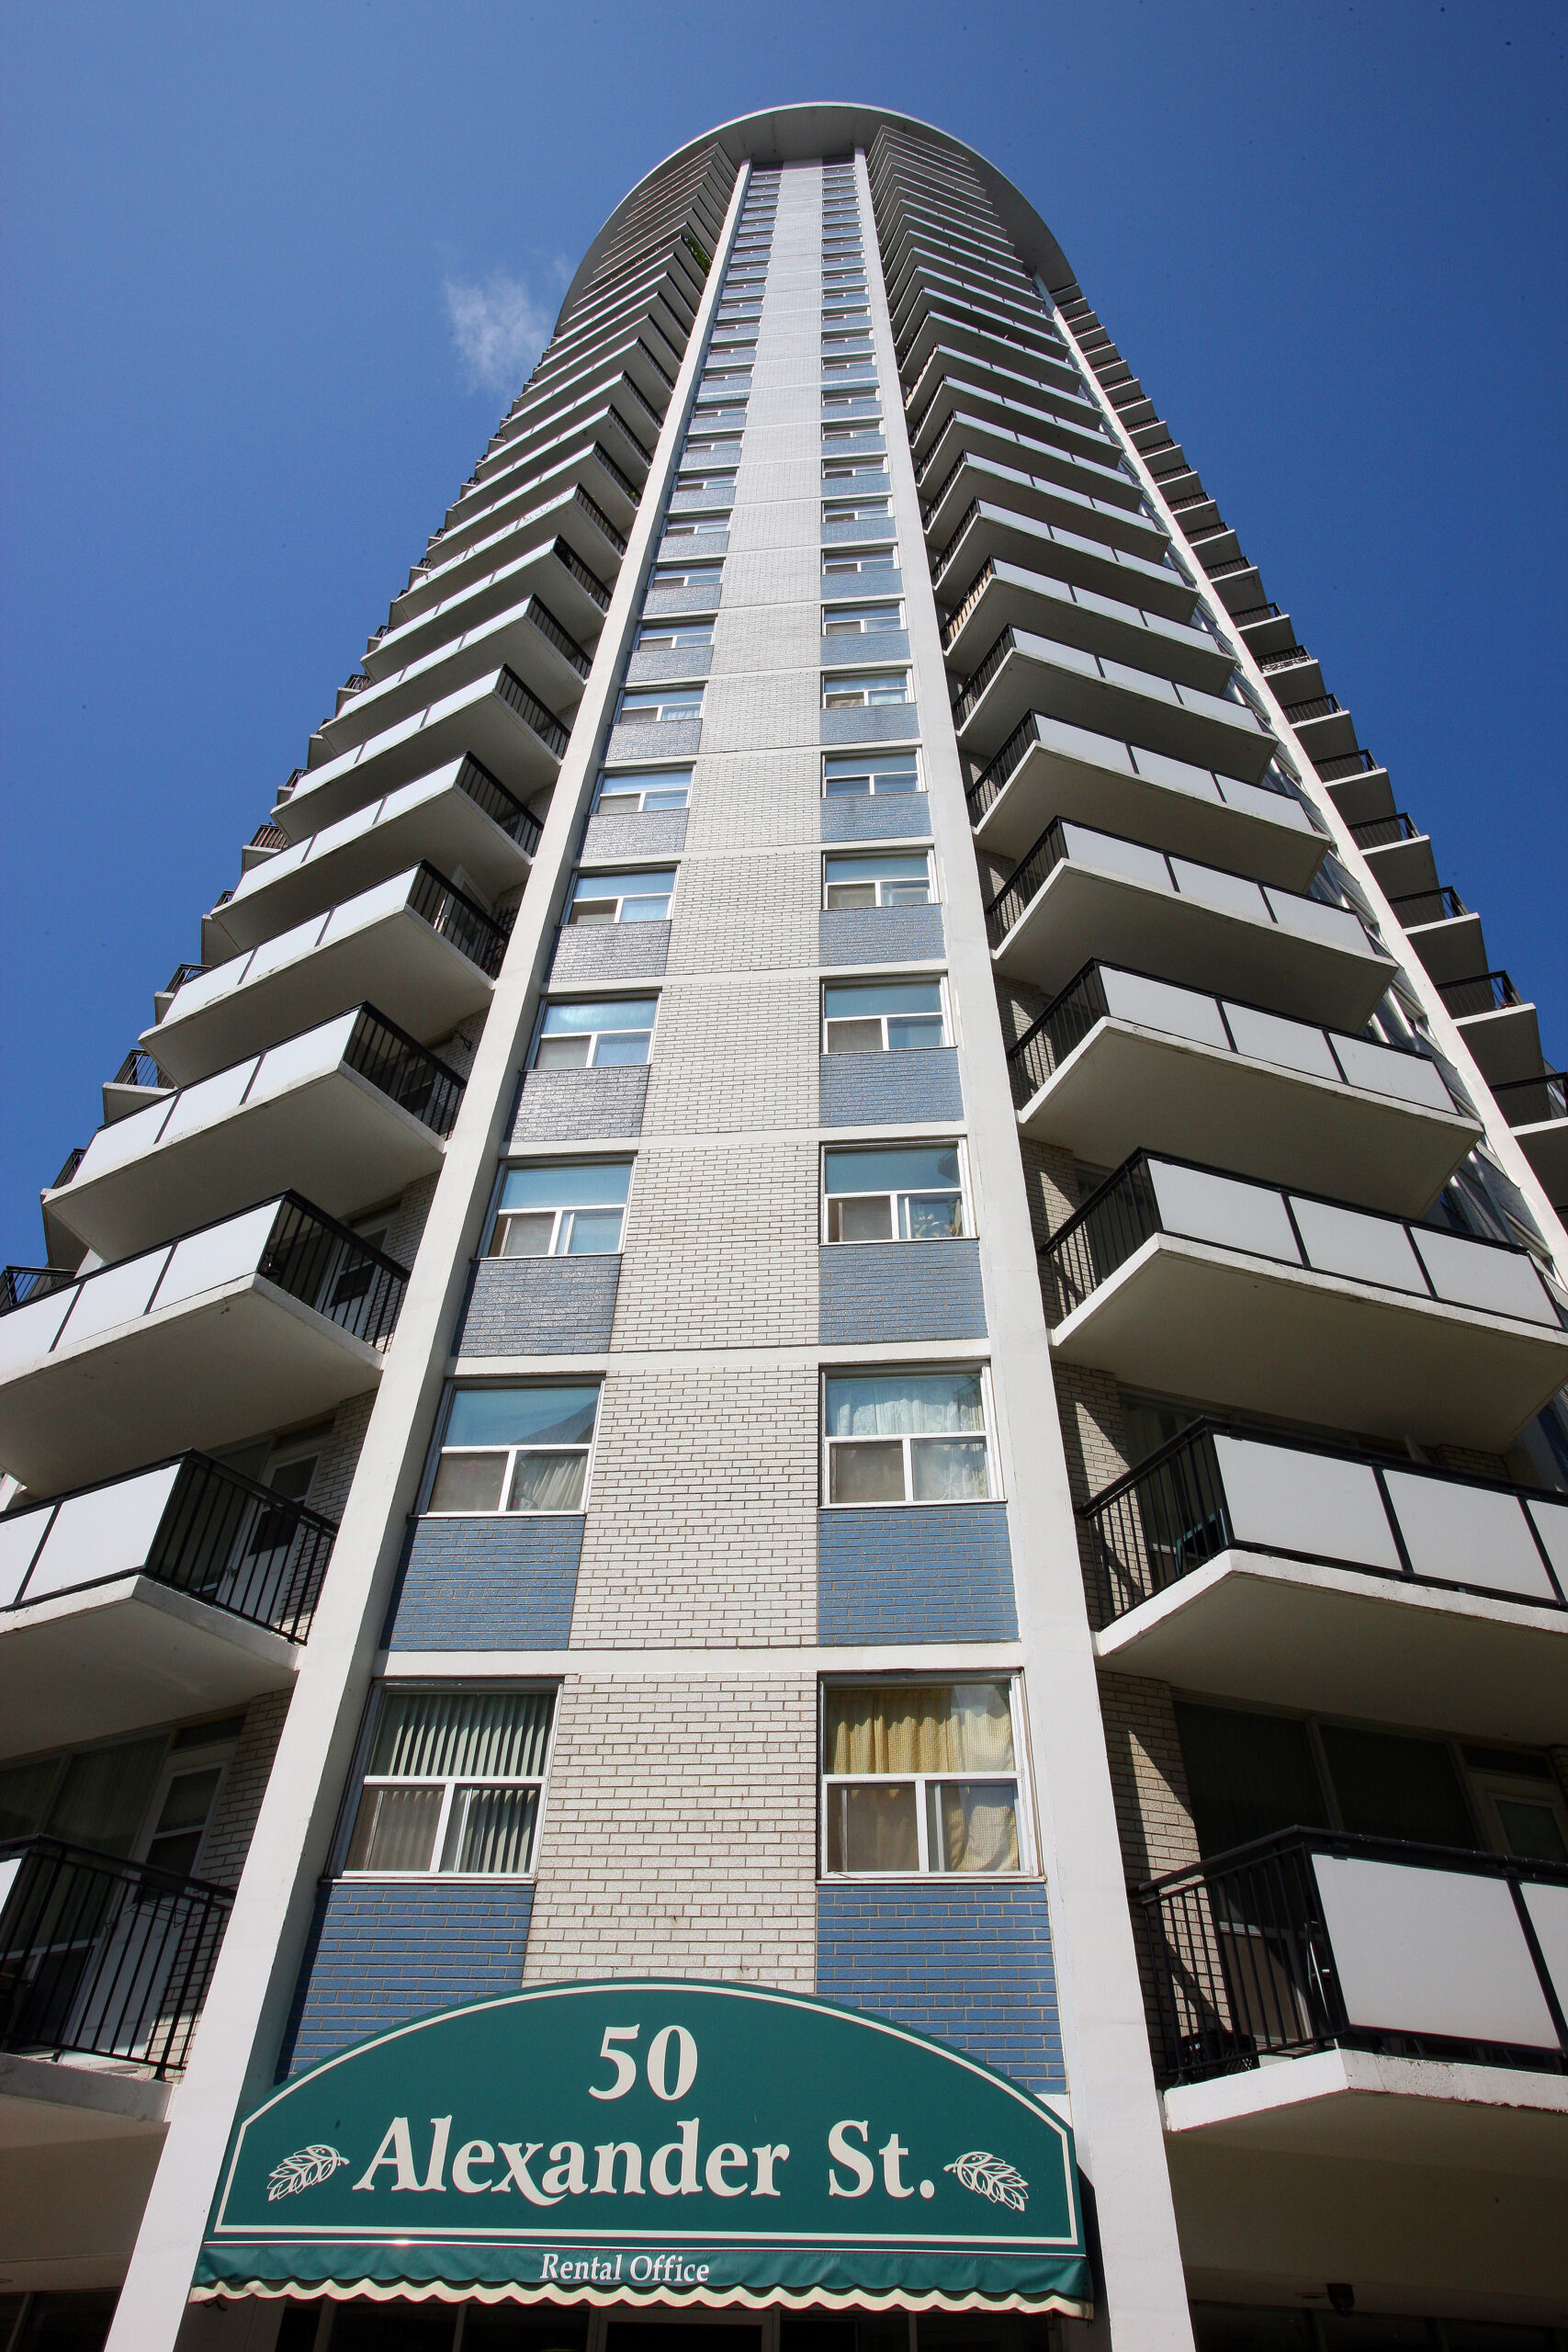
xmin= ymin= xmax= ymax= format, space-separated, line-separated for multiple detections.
xmin=196 ymin=1980 xmax=1090 ymax=2315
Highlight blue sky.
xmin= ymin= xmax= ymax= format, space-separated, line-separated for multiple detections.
xmin=2 ymin=0 xmax=1563 ymax=1258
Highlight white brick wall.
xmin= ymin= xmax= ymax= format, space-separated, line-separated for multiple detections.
xmin=644 ymin=972 xmax=818 ymax=1134
xmin=613 ymin=1138 xmax=816 ymax=1351
xmin=685 ymin=749 xmax=820 ymax=853
xmin=667 ymin=848 xmax=818 ymax=975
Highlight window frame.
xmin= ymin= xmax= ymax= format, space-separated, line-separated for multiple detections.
xmin=660 ymin=515 xmax=728 ymax=544
xmin=822 ymin=494 xmax=892 ymax=526
xmin=531 ymin=991 xmax=660 ymax=1070
xmin=822 ymin=847 xmax=934 ymax=910
xmin=488 ymin=1158 xmax=634 ymax=1261
xmin=818 ymin=1673 xmax=1034 ymax=1881
xmin=649 ymin=560 xmax=724 ymax=593
xmin=820 ymin=1363 xmax=999 ymax=1511
xmin=633 ymin=620 xmax=715 ymax=656
xmin=821 ymin=973 xmax=949 ymax=1055
xmin=424 ymin=1380 xmax=604 ymax=1520
xmin=567 ymin=865 xmax=678 ymax=926
xmin=821 ymin=598 xmax=905 ymax=639
xmin=592 ymin=765 xmax=692 ymax=815
xmin=822 ymin=667 xmax=911 ymax=711
xmin=616 ymin=685 xmax=705 ymax=725
xmin=820 ymin=1137 xmax=970 ymax=1247
xmin=821 ymin=748 xmax=923 ymax=799
xmin=340 ymin=1679 xmax=559 ymax=1883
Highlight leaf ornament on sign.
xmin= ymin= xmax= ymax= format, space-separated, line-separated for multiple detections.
xmin=266 ymin=2144 xmax=349 ymax=2202
xmin=944 ymin=2150 xmax=1029 ymax=2212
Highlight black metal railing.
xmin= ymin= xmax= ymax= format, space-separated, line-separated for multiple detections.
xmin=1139 ymin=1828 xmax=1568 ymax=2086
xmin=248 ymin=822 xmax=289 ymax=852
xmin=967 ymin=713 xmax=1041 ymax=823
xmin=919 ymin=453 xmax=968 ymax=527
xmin=111 ymin=1047 xmax=171 ymax=1090
xmin=259 ymin=1194 xmax=409 ymax=1348
xmin=1349 ymin=811 xmax=1420 ymax=849
xmin=495 ymin=666 xmax=570 ymax=760
xmin=4 ymin=1451 xmax=337 ymax=1640
xmin=1313 ymin=748 xmax=1380 ymax=781
xmin=1278 ymin=692 xmax=1343 ymax=723
xmin=570 ymin=483 xmax=627 ymax=559
xmin=454 ymin=754 xmax=542 ymax=856
xmin=1438 ymin=969 xmax=1523 ymax=1018
xmin=951 ymin=628 xmax=1017 ymax=727
xmin=615 ymin=370 xmax=663 ymax=435
xmin=526 ymin=598 xmax=591 ymax=679
xmin=345 ymin=1007 xmax=466 ymax=1138
xmin=51 ymin=1147 xmax=86 ymax=1190
xmin=0 ymin=1835 xmax=231 ymax=2076
xmin=931 ymin=497 xmax=981 ymax=585
xmin=162 ymin=961 xmax=208 ymax=999
xmin=635 ymin=335 xmax=675 ymax=393
xmin=1390 ymin=884 xmax=1468 ymax=926
xmin=984 ymin=816 xmax=1069 ymax=945
xmin=550 ymin=533 xmax=611 ymax=613
xmin=0 ymin=1265 xmax=75 ymax=1317
xmin=1229 ymin=602 xmax=1283 ymax=628
xmin=408 ymin=864 xmax=513 ymax=978
xmin=1258 ymin=644 xmax=1314 ymax=673
xmin=1040 ymin=1153 xmax=1160 ymax=1322
xmin=1006 ymin=966 xmax=1112 ymax=1105
xmin=942 ymin=558 xmax=997 ymax=650
xmin=1492 ymin=1069 xmax=1568 ymax=1126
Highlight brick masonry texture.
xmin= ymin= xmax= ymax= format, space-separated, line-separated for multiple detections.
xmin=201 ymin=1690 xmax=290 ymax=1890
xmin=388 ymin=1514 xmax=584 ymax=1650
xmin=670 ymin=485 xmax=735 ymax=514
xmin=614 ymin=1139 xmax=815 ymax=1351
xmin=723 ymin=546 xmax=820 ymax=607
xmin=686 ymin=750 xmax=821 ymax=854
xmin=583 ymin=810 xmax=688 ymax=864
xmin=816 ymin=1883 xmax=1064 ymax=2095
xmin=282 ymin=1882 xmax=535 ymax=2075
xmin=824 ymin=518 xmax=897 ymax=548
xmin=818 ymin=1503 xmax=1017 ymax=1644
xmin=703 ymin=668 xmax=819 ymax=756
xmin=524 ymin=1672 xmax=815 ymax=1987
xmin=659 ymin=529 xmax=728 ymax=562
xmin=821 ymin=796 xmax=932 ymax=843
xmin=820 ymin=1049 xmax=964 ymax=1127
xmin=645 ymin=974 xmax=818 ymax=1134
xmin=821 ymin=707 xmax=920 ymax=748
xmin=821 ymin=904 xmax=945 ymax=968
xmin=818 ymin=1239 xmax=987 ymax=1346
xmin=641 ymin=585 xmax=721 ymax=619
xmin=711 ymin=599 xmax=818 ymax=678
xmin=729 ymin=499 xmax=820 ymax=557
xmin=606 ymin=718 xmax=702 ymax=765
xmin=819 ymin=633 xmax=909 ymax=667
xmin=572 ymin=1361 xmax=817 ymax=1646
xmin=549 ymin=922 xmax=671 ymax=987
xmin=822 ymin=567 xmax=904 ymax=605
xmin=669 ymin=851 xmax=818 ymax=976
xmin=626 ymin=646 xmax=712 ymax=685
xmin=458 ymin=1254 xmax=620 ymax=1356
xmin=510 ymin=1066 xmax=648 ymax=1143
xmin=1097 ymin=1671 xmax=1201 ymax=2040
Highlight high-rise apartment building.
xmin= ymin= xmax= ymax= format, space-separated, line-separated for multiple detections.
xmin=1 ymin=103 xmax=1565 ymax=2352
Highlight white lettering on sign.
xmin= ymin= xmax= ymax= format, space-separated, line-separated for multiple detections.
xmin=827 ymin=2119 xmax=874 ymax=2198
xmin=354 ymin=2116 xmax=795 ymax=2199
xmin=353 ymin=2117 xmax=450 ymax=2195
xmin=647 ymin=2023 xmax=699 ymax=2102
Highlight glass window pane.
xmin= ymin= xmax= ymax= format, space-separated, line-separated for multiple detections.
xmin=534 ymin=1035 xmax=591 ymax=1069
xmin=573 ymin=871 xmax=676 ymax=904
xmin=0 ymin=1759 xmax=62 ymax=1842
xmin=911 ymin=1437 xmax=989 ymax=1501
xmin=824 ymin=1018 xmax=885 ymax=1055
xmin=933 ymin=1781 xmax=1020 ymax=1872
xmin=825 ymin=856 xmax=928 ymax=887
xmin=500 ymin=1164 xmax=630 ymax=1214
xmin=827 ymin=1196 xmax=895 ymax=1244
xmin=829 ymin=1441 xmax=906 ymax=1504
xmin=564 ymin=1209 xmax=625 ymax=1255
xmin=825 ymin=982 xmax=942 ymax=1021
xmin=1493 ymin=1798 xmax=1568 ymax=1861
xmin=826 ymin=1373 xmax=984 ymax=1438
xmin=369 ymin=1690 xmax=553 ymax=1781
xmin=886 ymin=1015 xmax=944 ymax=1050
xmin=496 ymin=1212 xmax=554 ymax=1258
xmin=446 ymin=1386 xmax=600 ymax=1449
xmin=429 ymin=1452 xmax=508 ymax=1514
xmin=1319 ymin=1726 xmax=1476 ymax=1848
xmin=441 ymin=1785 xmax=539 ymax=1875
xmin=592 ymin=1029 xmax=651 ymax=1066
xmin=346 ymin=1784 xmax=443 ymax=1872
xmin=1174 ymin=1703 xmax=1329 ymax=1860
xmin=46 ymin=1737 xmax=167 ymax=1858
xmin=827 ymin=1782 xmax=919 ymax=1873
xmin=904 ymin=1193 xmax=964 ymax=1239
xmin=825 ymin=1147 xmax=960 ymax=1195
xmin=826 ymin=1683 xmax=1015 ymax=1777
xmin=506 ymin=1452 xmax=588 ymax=1513
xmin=543 ymin=999 xmax=657 ymax=1033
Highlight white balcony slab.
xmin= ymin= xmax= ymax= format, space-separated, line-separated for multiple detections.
xmin=0 ymin=2052 xmax=170 ymax=2150
xmin=278 ymin=666 xmax=565 ymax=836
xmin=43 ymin=1012 xmax=447 ymax=1261
xmin=213 ymin=763 xmax=534 ymax=956
xmin=143 ymin=870 xmax=495 ymax=1085
xmin=925 ymin=449 xmax=1167 ymax=563
xmin=391 ymin=479 xmax=626 ymax=630
xmin=957 ymin=629 xmax=1276 ymax=779
xmin=973 ymin=716 xmax=1323 ymax=888
xmin=1051 ymin=1235 xmax=1568 ymax=1453
xmin=367 ymin=536 xmax=606 ymax=676
xmin=936 ymin=498 xmax=1195 ymax=622
xmin=315 ymin=595 xmax=583 ymax=762
xmin=994 ymin=824 xmax=1391 ymax=1028
xmin=942 ymin=556 xmax=1229 ymax=687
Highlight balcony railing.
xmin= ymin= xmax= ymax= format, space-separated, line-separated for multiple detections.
xmin=1313 ymin=748 xmax=1380 ymax=782
xmin=3 ymin=1450 xmax=338 ymax=1640
xmin=408 ymin=863 xmax=513 ymax=978
xmin=1041 ymin=1148 xmax=1564 ymax=1330
xmin=163 ymin=961 xmax=208 ymax=997
xmin=526 ymin=598 xmax=592 ymax=680
xmin=0 ymin=1266 xmax=74 ymax=1316
xmin=112 ymin=1049 xmax=171 ymax=1091
xmin=570 ymin=483 xmax=627 ymax=560
xmin=495 ymin=665 xmax=570 ymax=761
xmin=1349 ymin=811 xmax=1421 ymax=849
xmin=941 ymin=557 xmax=998 ymax=651
xmin=248 ymin=823 xmax=289 ymax=853
xmin=1080 ymin=1418 xmax=1568 ymax=1624
xmin=919 ymin=453 xmax=968 ymax=527
xmin=51 ymin=1147 xmax=86 ymax=1190
xmin=344 ymin=1006 xmax=467 ymax=1137
xmin=931 ymin=497 xmax=981 ymax=585
xmin=550 ymin=532 xmax=611 ymax=613
xmin=0 ymin=1835 xmax=231 ymax=2076
xmin=455 ymin=752 xmax=544 ymax=857
xmin=1438 ymin=969 xmax=1523 ymax=1018
xmin=1390 ymin=884 xmax=1468 ymax=926
xmin=1139 ymin=1828 xmax=1568 ymax=2086
xmin=950 ymin=626 xmax=1019 ymax=726
xmin=1492 ymin=1070 xmax=1568 ymax=1126
xmin=258 ymin=1194 xmax=409 ymax=1347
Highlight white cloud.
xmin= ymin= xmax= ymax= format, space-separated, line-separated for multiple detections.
xmin=444 ymin=271 xmax=552 ymax=395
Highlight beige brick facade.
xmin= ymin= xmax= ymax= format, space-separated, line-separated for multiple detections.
xmin=613 ymin=1137 xmax=817 ymax=1351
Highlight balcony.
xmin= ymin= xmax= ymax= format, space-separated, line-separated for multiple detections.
xmin=1141 ymin=1830 xmax=1568 ymax=2168
xmin=1085 ymin=1421 xmax=1567 ymax=1740
xmin=1492 ymin=1070 xmax=1568 ymax=1210
xmin=0 ymin=1195 xmax=406 ymax=1493
xmin=392 ymin=484 xmax=626 ymax=632
xmin=941 ymin=557 xmax=1229 ymax=690
xmin=314 ymin=595 xmax=587 ymax=766
xmin=953 ymin=627 xmax=1276 ymax=785
xmin=371 ymin=535 xmax=609 ymax=673
xmin=279 ymin=665 xmax=569 ymax=840
xmin=1043 ymin=1152 xmax=1568 ymax=1450
xmin=1348 ymin=809 xmax=1438 ymax=900
xmin=102 ymin=1047 xmax=171 ymax=1127
xmin=0 ymin=1452 xmax=334 ymax=1747
xmin=1010 ymin=963 xmax=1478 ymax=1213
xmin=906 ymin=356 xmax=1118 ymax=480
xmin=144 ymin=865 xmax=508 ymax=1086
xmin=44 ymin=1008 xmax=460 ymax=1261
xmin=1436 ymin=970 xmax=1545 ymax=1088
xmin=919 ymin=410 xmax=1141 ymax=519
xmin=987 ymin=819 xmax=1391 ymax=1029
xmin=212 ymin=757 xmax=538 ymax=958
xmin=931 ymin=497 xmax=1195 ymax=623
xmin=922 ymin=447 xmax=1167 ymax=565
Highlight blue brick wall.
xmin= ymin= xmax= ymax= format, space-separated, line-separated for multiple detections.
xmin=820 ymin=905 xmax=944 ymax=968
xmin=659 ymin=529 xmax=728 ymax=560
xmin=282 ymin=1882 xmax=535 ymax=2075
xmin=819 ymin=1240 xmax=986 ymax=1345
xmin=583 ymin=810 xmax=688 ymax=863
xmin=817 ymin=1883 xmax=1063 ymax=2094
xmin=821 ymin=796 xmax=932 ymax=844
xmin=821 ymin=707 xmax=920 ymax=748
xmin=605 ymin=718 xmax=702 ymax=765
xmin=626 ymin=647 xmax=712 ymax=685
xmin=818 ymin=1503 xmax=1016 ymax=1643
xmin=458 ymin=1256 xmax=619 ymax=1355
xmin=510 ymin=1066 xmax=648 ymax=1143
xmin=819 ymin=633 xmax=909 ymax=667
xmin=822 ymin=520 xmax=887 ymax=548
xmin=642 ymin=586 xmax=722 ymax=618
xmin=669 ymin=485 xmax=734 ymax=514
xmin=387 ymin=1514 xmax=583 ymax=1649
xmin=549 ymin=922 xmax=671 ymax=985
xmin=820 ymin=1048 xmax=964 ymax=1126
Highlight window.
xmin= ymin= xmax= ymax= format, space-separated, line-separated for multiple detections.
xmin=569 ymin=866 xmax=676 ymax=924
xmin=822 ymin=358 xmax=877 ymax=381
xmin=823 ymin=978 xmax=945 ymax=1053
xmin=822 ymin=551 xmax=900 ymax=582
xmin=823 ymin=496 xmax=891 ymax=526
xmin=821 ymin=390 xmax=875 ymax=413
xmin=823 ymin=457 xmax=888 ymax=484
xmin=823 ymin=669 xmax=909 ymax=709
xmin=0 ymin=1723 xmax=237 ymax=1876
xmin=344 ymin=1687 xmax=555 ymax=1877
xmin=490 ymin=1162 xmax=631 ymax=1258
xmin=823 ymin=751 xmax=920 ymax=798
xmin=595 ymin=767 xmax=691 ymax=814
xmin=700 ymin=369 xmax=751 ymax=392
xmin=822 ymin=424 xmax=881 ymax=447
xmin=824 ymin=851 xmax=931 ymax=908
xmin=662 ymin=515 xmax=728 ymax=542
xmin=634 ymin=622 xmax=713 ymax=656
xmin=823 ymin=1143 xmax=965 ymax=1242
xmin=823 ymin=599 xmax=903 ymax=637
xmin=676 ymin=471 xmax=737 ymax=497
xmin=429 ymin=1384 xmax=600 ymax=1515
xmin=682 ymin=435 xmax=741 ymax=462
xmin=824 ymin=1369 xmax=994 ymax=1504
xmin=618 ymin=686 xmax=703 ymax=724
xmin=821 ymin=1680 xmax=1023 ymax=1876
xmin=650 ymin=561 xmax=723 ymax=593
xmin=534 ymin=995 xmax=657 ymax=1069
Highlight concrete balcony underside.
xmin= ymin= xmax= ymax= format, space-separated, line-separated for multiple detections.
xmin=972 ymin=726 xmax=1323 ymax=890
xmin=957 ymin=639 xmax=1273 ymax=792
xmin=922 ymin=415 xmax=1142 ymax=524
xmin=0 ymin=2051 xmax=170 ymax=2152
xmin=942 ymin=557 xmax=1228 ymax=688
xmin=1020 ymin=1018 xmax=1479 ymax=1216
xmin=391 ymin=481 xmax=625 ymax=631
xmin=372 ymin=535 xmax=608 ymax=671
xmin=938 ymin=499 xmax=1195 ymax=622
xmin=278 ymin=668 xmax=563 ymax=838
xmin=315 ymin=596 xmax=584 ymax=763
xmin=1097 ymin=1553 xmax=1567 ymax=1743
xmin=1051 ymin=1236 xmax=1568 ymax=1452
xmin=1513 ymin=1113 xmax=1568 ymax=1208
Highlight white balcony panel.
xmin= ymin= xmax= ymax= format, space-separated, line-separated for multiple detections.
xmin=142 ymin=870 xmax=495 ymax=1086
xmin=42 ymin=1015 xmax=446 ymax=1261
xmin=316 ymin=597 xmax=582 ymax=761
xmin=1411 ymin=1225 xmax=1562 ymax=1325
xmin=368 ymin=537 xmax=605 ymax=674
xmin=1314 ymin=1858 xmax=1559 ymax=2049
xmin=1521 ymin=1883 xmax=1568 ymax=2018
xmin=278 ymin=667 xmax=564 ymax=838
xmin=1381 ymin=1469 xmax=1563 ymax=1601
xmin=956 ymin=628 xmax=1277 ymax=781
xmin=212 ymin=764 xmax=534 ymax=956
xmin=1215 ymin=1434 xmax=1403 ymax=1570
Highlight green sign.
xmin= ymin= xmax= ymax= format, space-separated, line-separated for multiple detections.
xmin=197 ymin=1980 xmax=1089 ymax=2314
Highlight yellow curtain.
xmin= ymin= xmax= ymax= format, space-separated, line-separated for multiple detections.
xmin=825 ymin=1682 xmax=1014 ymax=1776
